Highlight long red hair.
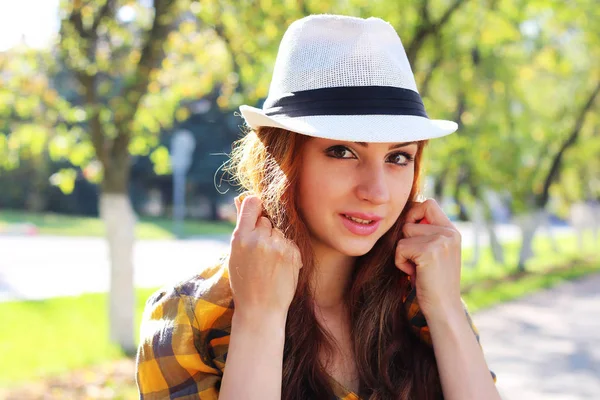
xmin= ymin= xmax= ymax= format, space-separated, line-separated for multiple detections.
xmin=226 ymin=126 xmax=442 ymax=399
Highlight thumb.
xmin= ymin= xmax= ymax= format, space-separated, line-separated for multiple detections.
xmin=234 ymin=191 xmax=252 ymax=215
xmin=236 ymin=195 xmax=263 ymax=233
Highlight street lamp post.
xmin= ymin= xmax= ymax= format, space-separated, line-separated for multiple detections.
xmin=170 ymin=129 xmax=196 ymax=239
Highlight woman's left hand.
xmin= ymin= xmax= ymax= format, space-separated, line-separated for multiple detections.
xmin=395 ymin=198 xmax=463 ymax=320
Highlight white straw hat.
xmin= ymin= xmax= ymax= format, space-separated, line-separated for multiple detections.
xmin=238 ymin=14 xmax=457 ymax=143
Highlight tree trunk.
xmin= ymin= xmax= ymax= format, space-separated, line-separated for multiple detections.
xmin=542 ymin=211 xmax=560 ymax=253
xmin=465 ymin=181 xmax=504 ymax=266
xmin=453 ymin=175 xmax=469 ymax=221
xmin=433 ymin=170 xmax=447 ymax=200
xmin=100 ymin=192 xmax=136 ymax=355
xmin=593 ymin=202 xmax=600 ymax=245
xmin=570 ymin=202 xmax=588 ymax=252
xmin=467 ymin=199 xmax=484 ymax=268
xmin=486 ymin=215 xmax=505 ymax=265
xmin=27 ymin=151 xmax=50 ymax=212
xmin=515 ymin=209 xmax=546 ymax=272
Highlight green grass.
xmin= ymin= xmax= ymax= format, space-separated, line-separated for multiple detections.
xmin=463 ymin=259 xmax=600 ymax=313
xmin=459 ymin=229 xmax=600 ymax=311
xmin=0 ymin=288 xmax=159 ymax=387
xmin=460 ymin=229 xmax=598 ymax=287
xmin=0 ymin=230 xmax=598 ymax=388
xmin=0 ymin=209 xmax=234 ymax=239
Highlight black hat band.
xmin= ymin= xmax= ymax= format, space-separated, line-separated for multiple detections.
xmin=263 ymin=86 xmax=428 ymax=118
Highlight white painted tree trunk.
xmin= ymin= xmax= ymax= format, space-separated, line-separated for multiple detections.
xmin=570 ymin=201 xmax=600 ymax=252
xmin=482 ymin=189 xmax=506 ymax=264
xmin=467 ymin=199 xmax=485 ymax=268
xmin=515 ymin=209 xmax=546 ymax=271
xmin=570 ymin=202 xmax=590 ymax=252
xmin=593 ymin=203 xmax=600 ymax=244
xmin=100 ymin=193 xmax=136 ymax=355
xmin=542 ymin=211 xmax=560 ymax=253
xmin=486 ymin=217 xmax=505 ymax=265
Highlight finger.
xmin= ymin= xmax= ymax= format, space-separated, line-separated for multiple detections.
xmin=271 ymin=228 xmax=302 ymax=267
xmin=296 ymin=251 xmax=303 ymax=268
xmin=271 ymin=227 xmax=285 ymax=239
xmin=285 ymin=238 xmax=303 ymax=269
xmin=256 ymin=216 xmax=273 ymax=235
xmin=405 ymin=198 xmax=453 ymax=228
xmin=271 ymin=229 xmax=286 ymax=246
xmin=238 ymin=191 xmax=251 ymax=203
xmin=236 ymin=195 xmax=263 ymax=233
xmin=234 ymin=191 xmax=251 ymax=215
xmin=396 ymin=259 xmax=416 ymax=278
xmin=402 ymin=222 xmax=456 ymax=238
xmin=395 ymin=235 xmax=434 ymax=275
xmin=290 ymin=243 xmax=303 ymax=269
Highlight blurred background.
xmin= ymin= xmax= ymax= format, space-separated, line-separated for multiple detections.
xmin=0 ymin=0 xmax=598 ymax=399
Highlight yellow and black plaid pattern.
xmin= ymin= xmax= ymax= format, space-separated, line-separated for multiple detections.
xmin=136 ymin=261 xmax=495 ymax=399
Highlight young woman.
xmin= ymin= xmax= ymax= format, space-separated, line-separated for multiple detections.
xmin=136 ymin=14 xmax=499 ymax=400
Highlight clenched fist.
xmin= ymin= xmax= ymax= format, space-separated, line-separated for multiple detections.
xmin=228 ymin=194 xmax=303 ymax=318
xmin=395 ymin=199 xmax=463 ymax=321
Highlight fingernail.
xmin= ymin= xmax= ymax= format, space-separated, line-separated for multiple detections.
xmin=238 ymin=192 xmax=250 ymax=203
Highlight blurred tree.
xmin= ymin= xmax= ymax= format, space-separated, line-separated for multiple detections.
xmin=0 ymin=47 xmax=63 ymax=210
xmin=196 ymin=0 xmax=600 ymax=271
xmin=56 ymin=0 xmax=184 ymax=353
xmin=1 ymin=0 xmax=230 ymax=353
xmin=0 ymin=1 xmax=598 ymax=346
xmin=416 ymin=0 xmax=600 ymax=269
xmin=490 ymin=0 xmax=600 ymax=270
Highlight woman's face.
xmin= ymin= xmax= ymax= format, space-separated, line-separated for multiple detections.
xmin=297 ymin=137 xmax=418 ymax=258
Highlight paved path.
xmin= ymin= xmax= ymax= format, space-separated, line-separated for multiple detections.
xmin=0 ymin=235 xmax=231 ymax=302
xmin=474 ymin=273 xmax=600 ymax=400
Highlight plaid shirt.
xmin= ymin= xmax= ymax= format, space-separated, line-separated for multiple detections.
xmin=136 ymin=258 xmax=496 ymax=399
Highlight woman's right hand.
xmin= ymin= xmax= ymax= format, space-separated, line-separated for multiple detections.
xmin=228 ymin=194 xmax=303 ymax=318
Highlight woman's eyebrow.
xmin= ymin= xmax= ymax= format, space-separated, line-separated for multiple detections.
xmin=355 ymin=141 xmax=418 ymax=150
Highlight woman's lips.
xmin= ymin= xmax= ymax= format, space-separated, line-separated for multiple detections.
xmin=339 ymin=214 xmax=381 ymax=236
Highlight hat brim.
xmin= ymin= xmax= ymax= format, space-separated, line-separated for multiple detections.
xmin=239 ymin=105 xmax=457 ymax=142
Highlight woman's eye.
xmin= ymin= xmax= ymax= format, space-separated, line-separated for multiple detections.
xmin=327 ymin=146 xmax=355 ymax=159
xmin=388 ymin=152 xmax=414 ymax=166
xmin=327 ymin=146 xmax=414 ymax=166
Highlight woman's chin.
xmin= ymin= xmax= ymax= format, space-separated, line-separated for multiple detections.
xmin=338 ymin=239 xmax=379 ymax=257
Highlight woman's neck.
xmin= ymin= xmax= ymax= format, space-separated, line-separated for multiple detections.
xmin=311 ymin=245 xmax=356 ymax=310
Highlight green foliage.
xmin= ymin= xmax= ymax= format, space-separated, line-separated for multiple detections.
xmin=149 ymin=145 xmax=172 ymax=175
xmin=49 ymin=169 xmax=78 ymax=195
xmin=0 ymin=0 xmax=598 ymax=212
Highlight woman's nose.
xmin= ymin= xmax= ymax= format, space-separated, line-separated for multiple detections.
xmin=356 ymin=165 xmax=390 ymax=204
